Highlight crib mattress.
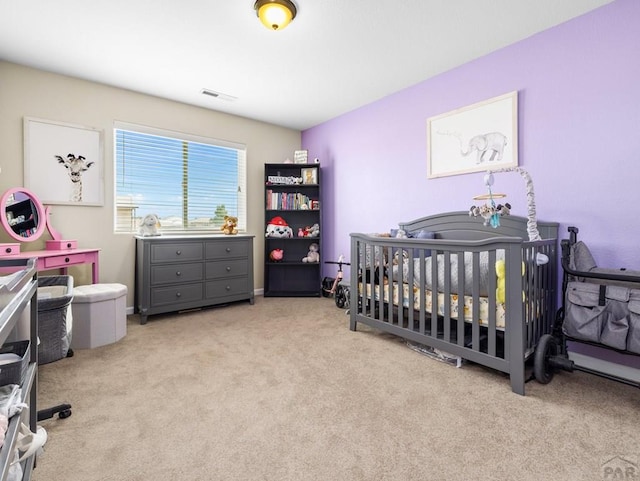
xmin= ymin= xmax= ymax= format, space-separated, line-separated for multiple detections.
xmin=361 ymin=282 xmax=506 ymax=329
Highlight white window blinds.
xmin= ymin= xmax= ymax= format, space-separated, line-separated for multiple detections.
xmin=114 ymin=122 xmax=246 ymax=234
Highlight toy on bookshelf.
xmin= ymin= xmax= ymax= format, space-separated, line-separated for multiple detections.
xmin=265 ymin=216 xmax=293 ymax=238
xmin=302 ymin=243 xmax=320 ymax=263
xmin=269 ymin=249 xmax=284 ymax=262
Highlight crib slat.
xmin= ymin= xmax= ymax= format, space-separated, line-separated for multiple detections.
xmin=471 ymin=251 xmax=480 ymax=352
xmin=455 ymin=252 xmax=465 ymax=347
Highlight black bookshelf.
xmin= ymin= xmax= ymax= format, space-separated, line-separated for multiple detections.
xmin=264 ymin=163 xmax=321 ymax=297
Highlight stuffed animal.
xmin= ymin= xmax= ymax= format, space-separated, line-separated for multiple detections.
xmin=496 ymin=259 xmax=506 ymax=304
xmin=265 ymin=216 xmax=293 ymax=238
xmin=302 ymin=243 xmax=320 ymax=263
xmin=469 ymin=202 xmax=512 ymax=227
xmin=305 ymin=223 xmax=320 ymax=238
xmin=221 ymin=215 xmax=238 ymax=235
xmin=138 ymin=213 xmax=161 ymax=236
xmin=495 ymin=258 xmax=525 ymax=304
xmin=269 ymin=249 xmax=284 ymax=262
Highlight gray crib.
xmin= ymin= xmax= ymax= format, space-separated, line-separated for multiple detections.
xmin=349 ymin=211 xmax=558 ymax=395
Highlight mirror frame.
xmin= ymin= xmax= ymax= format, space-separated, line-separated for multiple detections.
xmin=1 ymin=187 xmax=46 ymax=242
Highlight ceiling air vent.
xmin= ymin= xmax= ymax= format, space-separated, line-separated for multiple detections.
xmin=201 ymin=88 xmax=237 ymax=102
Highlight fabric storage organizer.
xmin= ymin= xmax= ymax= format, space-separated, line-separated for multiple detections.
xmin=37 ymin=275 xmax=73 ymax=365
xmin=534 ymin=226 xmax=640 ymax=387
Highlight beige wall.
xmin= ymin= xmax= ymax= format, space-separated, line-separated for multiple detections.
xmin=0 ymin=61 xmax=301 ymax=309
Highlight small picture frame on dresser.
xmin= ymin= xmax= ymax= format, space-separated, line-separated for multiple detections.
xmin=301 ymin=167 xmax=317 ymax=185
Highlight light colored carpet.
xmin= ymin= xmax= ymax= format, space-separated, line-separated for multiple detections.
xmin=32 ymin=296 xmax=640 ymax=481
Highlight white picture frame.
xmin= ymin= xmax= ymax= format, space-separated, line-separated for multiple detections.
xmin=294 ymin=150 xmax=308 ymax=164
xmin=24 ymin=117 xmax=104 ymax=206
xmin=427 ymin=91 xmax=518 ymax=179
xmin=301 ymin=167 xmax=318 ymax=185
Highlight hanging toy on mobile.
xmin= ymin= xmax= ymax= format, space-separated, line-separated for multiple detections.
xmin=469 ymin=172 xmax=511 ymax=228
xmin=469 ymin=167 xmax=549 ymax=266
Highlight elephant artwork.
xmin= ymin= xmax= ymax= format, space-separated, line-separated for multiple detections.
xmin=460 ymin=132 xmax=507 ymax=164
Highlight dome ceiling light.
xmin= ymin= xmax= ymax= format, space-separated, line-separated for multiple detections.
xmin=254 ymin=0 xmax=297 ymax=31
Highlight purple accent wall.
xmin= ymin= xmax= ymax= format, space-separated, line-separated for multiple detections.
xmin=302 ymin=0 xmax=640 ymax=367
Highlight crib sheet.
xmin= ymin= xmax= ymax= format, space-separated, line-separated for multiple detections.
xmin=361 ymin=281 xmax=506 ymax=329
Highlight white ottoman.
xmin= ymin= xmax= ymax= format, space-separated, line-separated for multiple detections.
xmin=71 ymin=283 xmax=128 ymax=349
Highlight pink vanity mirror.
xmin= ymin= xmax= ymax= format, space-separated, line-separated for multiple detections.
xmin=0 ymin=188 xmax=99 ymax=282
xmin=0 ymin=187 xmax=69 ymax=253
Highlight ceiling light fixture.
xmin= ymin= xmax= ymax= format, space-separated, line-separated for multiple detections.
xmin=254 ymin=0 xmax=297 ymax=31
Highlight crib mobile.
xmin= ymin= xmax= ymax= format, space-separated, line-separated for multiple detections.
xmin=469 ymin=166 xmax=548 ymax=266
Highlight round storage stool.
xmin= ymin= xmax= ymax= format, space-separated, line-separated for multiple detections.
xmin=71 ymin=283 xmax=127 ymax=349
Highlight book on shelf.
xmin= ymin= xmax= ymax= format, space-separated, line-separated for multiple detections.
xmin=266 ymin=190 xmax=316 ymax=210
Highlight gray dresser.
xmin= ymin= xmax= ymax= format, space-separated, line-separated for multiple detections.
xmin=135 ymin=235 xmax=254 ymax=324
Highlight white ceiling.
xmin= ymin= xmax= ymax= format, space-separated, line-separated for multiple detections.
xmin=0 ymin=0 xmax=613 ymax=131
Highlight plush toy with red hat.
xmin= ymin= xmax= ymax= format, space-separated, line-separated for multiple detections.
xmin=265 ymin=216 xmax=293 ymax=238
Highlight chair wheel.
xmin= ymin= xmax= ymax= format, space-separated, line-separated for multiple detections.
xmin=59 ymin=409 xmax=72 ymax=419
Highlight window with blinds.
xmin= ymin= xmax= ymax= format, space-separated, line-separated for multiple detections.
xmin=114 ymin=122 xmax=246 ymax=234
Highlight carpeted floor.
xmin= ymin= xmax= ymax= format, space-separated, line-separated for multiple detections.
xmin=32 ymin=296 xmax=640 ymax=481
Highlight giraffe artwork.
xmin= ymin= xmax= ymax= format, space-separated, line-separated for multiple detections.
xmin=55 ymin=154 xmax=95 ymax=202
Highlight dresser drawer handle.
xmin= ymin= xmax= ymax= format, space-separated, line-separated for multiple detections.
xmin=225 ymin=247 xmax=231 ymax=253
xmin=176 ymin=292 xmax=182 ymax=298
xmin=225 ymin=285 xmax=231 ymax=291
xmin=65 ymin=257 xmax=70 ymax=263
xmin=176 ymin=250 xmax=182 ymax=256
xmin=176 ymin=271 xmax=182 ymax=277
xmin=226 ymin=266 xmax=231 ymax=272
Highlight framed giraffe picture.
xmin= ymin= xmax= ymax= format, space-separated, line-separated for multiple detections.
xmin=24 ymin=117 xmax=104 ymax=206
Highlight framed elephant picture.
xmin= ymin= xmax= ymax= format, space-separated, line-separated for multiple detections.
xmin=427 ymin=91 xmax=518 ymax=179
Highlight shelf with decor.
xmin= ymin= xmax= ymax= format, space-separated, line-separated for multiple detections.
xmin=264 ymin=163 xmax=321 ymax=297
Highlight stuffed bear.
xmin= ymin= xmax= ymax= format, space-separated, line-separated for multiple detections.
xmin=265 ymin=216 xmax=293 ymax=238
xmin=221 ymin=215 xmax=238 ymax=235
xmin=138 ymin=213 xmax=161 ymax=236
xmin=302 ymin=243 xmax=320 ymax=263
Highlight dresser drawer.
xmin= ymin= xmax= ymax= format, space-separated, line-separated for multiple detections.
xmin=205 ymin=277 xmax=249 ymax=299
xmin=205 ymin=240 xmax=249 ymax=259
xmin=43 ymin=252 xmax=86 ymax=268
xmin=151 ymin=263 xmax=203 ymax=285
xmin=151 ymin=243 xmax=203 ymax=263
xmin=150 ymin=283 xmax=203 ymax=307
xmin=206 ymin=259 xmax=248 ymax=280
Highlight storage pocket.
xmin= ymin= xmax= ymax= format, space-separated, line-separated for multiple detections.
xmin=564 ymin=281 xmax=633 ymax=350
xmin=626 ymin=298 xmax=640 ymax=354
xmin=600 ymin=304 xmax=629 ymax=350
xmin=563 ymin=282 xmax=607 ymax=343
